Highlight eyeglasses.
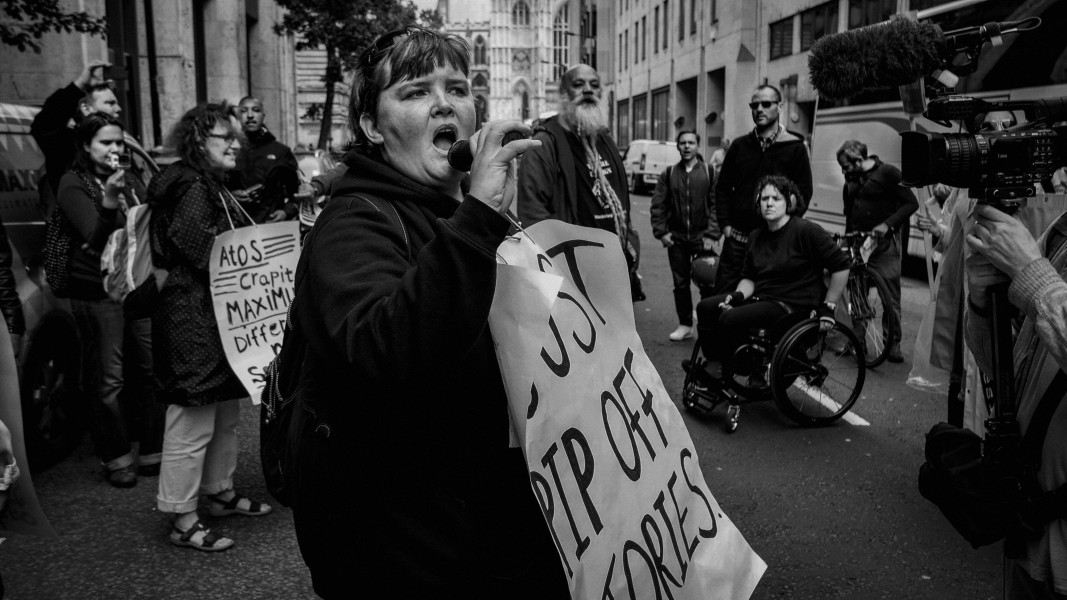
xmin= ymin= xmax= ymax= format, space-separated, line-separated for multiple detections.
xmin=749 ymin=101 xmax=778 ymax=110
xmin=360 ymin=27 xmax=420 ymax=69
xmin=206 ymin=133 xmax=238 ymax=144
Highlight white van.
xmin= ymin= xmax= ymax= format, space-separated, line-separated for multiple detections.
xmin=0 ymin=103 xmax=157 ymax=472
xmin=622 ymin=139 xmax=677 ymax=195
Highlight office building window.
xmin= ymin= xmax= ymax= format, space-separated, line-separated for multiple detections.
xmin=641 ymin=16 xmax=647 ymax=61
xmin=618 ymin=99 xmax=630 ymax=148
xmin=690 ymin=0 xmax=696 ymax=34
xmin=678 ymin=0 xmax=684 ymax=41
xmin=800 ymin=2 xmax=838 ymax=50
xmin=651 ymin=87 xmax=669 ymax=140
xmin=848 ymin=0 xmax=895 ymax=28
xmin=633 ymin=93 xmax=648 ymax=139
xmin=769 ymin=17 xmax=792 ymax=59
xmin=663 ymin=0 xmax=669 ymax=49
xmin=710 ymin=0 xmax=716 ymax=23
xmin=654 ymin=6 xmax=659 ymax=53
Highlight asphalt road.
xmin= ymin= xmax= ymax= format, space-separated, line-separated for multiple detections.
xmin=1 ymin=192 xmax=1003 ymax=599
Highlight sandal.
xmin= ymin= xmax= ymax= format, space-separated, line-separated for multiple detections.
xmin=169 ymin=519 xmax=234 ymax=552
xmin=206 ymin=492 xmax=273 ymax=517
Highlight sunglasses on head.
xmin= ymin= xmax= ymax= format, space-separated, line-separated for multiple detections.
xmin=749 ymin=100 xmax=778 ymax=110
xmin=361 ymin=27 xmax=419 ymax=69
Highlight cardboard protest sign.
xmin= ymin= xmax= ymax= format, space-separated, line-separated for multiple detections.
xmin=490 ymin=220 xmax=766 ymax=599
xmin=0 ymin=326 xmax=57 ymax=538
xmin=209 ymin=221 xmax=300 ymax=402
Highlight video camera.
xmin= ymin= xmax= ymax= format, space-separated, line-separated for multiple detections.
xmin=896 ymin=17 xmax=1067 ymax=212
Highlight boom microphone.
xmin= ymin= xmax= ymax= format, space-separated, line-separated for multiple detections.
xmin=808 ymin=18 xmax=944 ymax=100
xmin=447 ymin=131 xmax=528 ymax=171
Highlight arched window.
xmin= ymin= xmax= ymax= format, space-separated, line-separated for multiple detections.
xmin=553 ymin=3 xmax=570 ymax=82
xmin=512 ymin=0 xmax=530 ymax=26
xmin=473 ymin=36 xmax=487 ymax=65
xmin=472 ymin=73 xmax=488 ymax=89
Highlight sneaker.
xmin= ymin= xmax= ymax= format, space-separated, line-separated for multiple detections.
xmin=888 ymin=343 xmax=904 ymax=363
xmin=668 ymin=325 xmax=694 ymax=341
xmin=105 ymin=465 xmax=137 ymax=488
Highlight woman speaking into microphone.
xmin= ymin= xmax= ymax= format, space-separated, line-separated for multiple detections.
xmin=288 ymin=26 xmax=568 ymax=598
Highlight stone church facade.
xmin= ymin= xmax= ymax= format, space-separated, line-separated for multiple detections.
xmin=437 ymin=0 xmax=598 ymax=125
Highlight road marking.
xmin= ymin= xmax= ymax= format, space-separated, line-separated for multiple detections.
xmin=792 ymin=380 xmax=870 ymax=426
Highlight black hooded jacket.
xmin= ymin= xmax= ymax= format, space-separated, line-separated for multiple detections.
xmin=290 ymin=151 xmax=566 ymax=597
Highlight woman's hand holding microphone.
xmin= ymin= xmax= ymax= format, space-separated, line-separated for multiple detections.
xmin=463 ymin=120 xmax=540 ymax=216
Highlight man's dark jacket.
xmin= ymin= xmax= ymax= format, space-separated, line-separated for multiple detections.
xmin=843 ymin=156 xmax=918 ymax=233
xmin=715 ymin=128 xmax=812 ymax=235
xmin=516 ymin=115 xmax=630 ymax=228
xmin=650 ymin=159 xmax=720 ymax=242
xmin=30 ymin=83 xmax=83 ymax=196
xmin=226 ymin=129 xmax=299 ymax=222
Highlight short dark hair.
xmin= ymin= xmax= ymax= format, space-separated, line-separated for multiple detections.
xmin=753 ymin=174 xmax=802 ymax=216
xmin=349 ymin=26 xmax=471 ymax=156
xmin=753 ymin=84 xmax=782 ymax=103
xmin=836 ymin=140 xmax=867 ymax=162
xmin=676 ymin=130 xmax=700 ymax=145
xmin=165 ymin=101 xmax=237 ymax=174
xmin=72 ymin=112 xmax=123 ymax=172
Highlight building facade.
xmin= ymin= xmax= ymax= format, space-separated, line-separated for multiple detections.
xmin=0 ymin=0 xmax=300 ymax=152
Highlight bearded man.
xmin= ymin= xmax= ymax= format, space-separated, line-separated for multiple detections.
xmin=517 ymin=64 xmax=644 ymax=300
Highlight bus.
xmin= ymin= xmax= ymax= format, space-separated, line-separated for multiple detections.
xmin=807 ymin=0 xmax=1067 ymax=260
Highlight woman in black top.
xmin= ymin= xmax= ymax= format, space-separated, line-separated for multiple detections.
xmin=696 ymin=175 xmax=850 ymax=376
xmin=56 ymin=113 xmax=149 ymax=487
xmin=288 ymin=27 xmax=568 ymax=598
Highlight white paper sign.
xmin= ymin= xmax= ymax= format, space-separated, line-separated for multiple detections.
xmin=489 ymin=220 xmax=766 ymax=600
xmin=209 ymin=221 xmax=300 ymax=402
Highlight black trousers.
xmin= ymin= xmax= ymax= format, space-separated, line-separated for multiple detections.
xmin=667 ymin=237 xmax=713 ymax=326
xmin=696 ymin=295 xmax=792 ymax=361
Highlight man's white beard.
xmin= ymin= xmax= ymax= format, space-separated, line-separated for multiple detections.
xmin=562 ymin=100 xmax=607 ymax=135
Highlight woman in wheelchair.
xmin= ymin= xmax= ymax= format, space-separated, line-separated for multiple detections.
xmin=695 ymin=175 xmax=851 ymax=384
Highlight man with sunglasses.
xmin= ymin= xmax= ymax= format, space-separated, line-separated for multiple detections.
xmin=713 ymin=84 xmax=812 ymax=294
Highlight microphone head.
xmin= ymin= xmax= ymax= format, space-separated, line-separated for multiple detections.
xmin=447 ymin=139 xmax=473 ymax=172
xmin=446 ymin=131 xmax=530 ymax=172
xmin=808 ymin=18 xmax=945 ymax=100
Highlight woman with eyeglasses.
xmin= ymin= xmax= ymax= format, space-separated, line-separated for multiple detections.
xmin=55 ymin=112 xmax=154 ymax=488
xmin=287 ymin=27 xmax=567 ymax=597
xmin=147 ymin=102 xmax=272 ymax=553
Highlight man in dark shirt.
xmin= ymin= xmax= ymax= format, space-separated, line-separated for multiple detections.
xmin=227 ymin=96 xmax=299 ymax=224
xmin=838 ymin=139 xmax=918 ymax=363
xmin=714 ymin=84 xmax=812 ymax=295
xmin=517 ymin=64 xmax=643 ymax=301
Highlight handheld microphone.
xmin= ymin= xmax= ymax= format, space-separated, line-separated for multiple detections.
xmin=447 ymin=131 xmax=529 ymax=172
xmin=808 ymin=18 xmax=944 ymax=100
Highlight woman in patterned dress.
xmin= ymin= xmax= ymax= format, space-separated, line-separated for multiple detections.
xmin=148 ymin=102 xmax=272 ymax=552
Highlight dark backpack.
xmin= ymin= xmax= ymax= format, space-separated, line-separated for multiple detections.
xmin=259 ymin=194 xmax=409 ymax=506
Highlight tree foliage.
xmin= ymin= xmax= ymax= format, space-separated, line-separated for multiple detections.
xmin=0 ymin=0 xmax=107 ymax=53
xmin=274 ymin=0 xmax=442 ymax=149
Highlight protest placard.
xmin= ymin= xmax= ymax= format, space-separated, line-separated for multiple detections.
xmin=209 ymin=221 xmax=300 ymax=402
xmin=0 ymin=326 xmax=57 ymax=538
xmin=489 ymin=220 xmax=766 ymax=599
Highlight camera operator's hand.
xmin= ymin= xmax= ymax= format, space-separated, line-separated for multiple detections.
xmin=966 ymin=204 xmax=1043 ymax=280
xmin=872 ymin=223 xmax=889 ymax=237
xmin=659 ymin=233 xmax=674 ymax=248
xmin=75 ymin=59 xmax=111 ymax=91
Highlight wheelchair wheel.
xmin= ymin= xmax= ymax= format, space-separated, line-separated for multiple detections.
xmin=842 ymin=267 xmax=896 ymax=368
xmin=769 ymin=320 xmax=865 ymax=427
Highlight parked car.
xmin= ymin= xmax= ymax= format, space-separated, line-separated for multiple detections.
xmin=622 ymin=139 xmax=677 ymax=195
xmin=0 ymin=103 xmax=158 ymax=472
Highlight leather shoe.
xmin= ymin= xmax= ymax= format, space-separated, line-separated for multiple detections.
xmin=669 ymin=325 xmax=694 ymax=341
xmin=887 ymin=343 xmax=904 ymax=363
xmin=106 ymin=465 xmax=137 ymax=488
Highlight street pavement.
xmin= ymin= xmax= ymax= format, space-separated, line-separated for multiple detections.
xmin=1 ymin=192 xmax=1004 ymax=599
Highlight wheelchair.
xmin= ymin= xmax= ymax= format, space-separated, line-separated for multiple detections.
xmin=680 ymin=300 xmax=866 ymax=433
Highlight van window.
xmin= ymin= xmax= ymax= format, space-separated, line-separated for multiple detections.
xmin=645 ymin=144 xmax=677 ymax=163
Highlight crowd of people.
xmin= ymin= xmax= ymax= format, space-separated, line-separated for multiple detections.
xmin=1 ymin=24 xmax=1064 ymax=600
